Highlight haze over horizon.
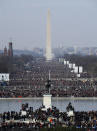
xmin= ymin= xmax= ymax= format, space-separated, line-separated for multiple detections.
xmin=0 ymin=0 xmax=97 ymax=50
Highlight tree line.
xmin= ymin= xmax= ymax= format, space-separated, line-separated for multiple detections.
xmin=64 ymin=54 xmax=97 ymax=76
xmin=0 ymin=55 xmax=34 ymax=73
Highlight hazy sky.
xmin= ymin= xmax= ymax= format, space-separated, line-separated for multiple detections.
xmin=0 ymin=0 xmax=97 ymax=50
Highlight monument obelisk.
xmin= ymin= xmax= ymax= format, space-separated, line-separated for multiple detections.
xmin=45 ymin=10 xmax=52 ymax=61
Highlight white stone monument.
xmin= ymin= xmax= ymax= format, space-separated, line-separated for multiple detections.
xmin=45 ymin=10 xmax=53 ymax=61
xmin=43 ymin=94 xmax=52 ymax=110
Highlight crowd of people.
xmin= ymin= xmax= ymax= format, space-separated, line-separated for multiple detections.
xmin=9 ymin=60 xmax=76 ymax=86
xmin=0 ymin=103 xmax=97 ymax=130
xmin=0 ymin=59 xmax=97 ymax=98
xmin=0 ymin=79 xmax=97 ymax=97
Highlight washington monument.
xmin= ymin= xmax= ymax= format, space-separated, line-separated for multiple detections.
xmin=45 ymin=10 xmax=53 ymax=61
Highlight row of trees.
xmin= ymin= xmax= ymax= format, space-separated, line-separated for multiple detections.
xmin=0 ymin=55 xmax=34 ymax=73
xmin=64 ymin=54 xmax=97 ymax=76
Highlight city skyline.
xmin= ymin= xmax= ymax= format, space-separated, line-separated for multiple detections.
xmin=0 ymin=0 xmax=97 ymax=50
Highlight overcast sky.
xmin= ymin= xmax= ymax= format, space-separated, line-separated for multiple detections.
xmin=0 ymin=0 xmax=97 ymax=50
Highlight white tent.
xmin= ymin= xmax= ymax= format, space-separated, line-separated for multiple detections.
xmin=74 ymin=66 xmax=78 ymax=73
xmin=69 ymin=63 xmax=72 ymax=68
xmin=72 ymin=64 xmax=76 ymax=69
xmin=0 ymin=73 xmax=9 ymax=81
xmin=64 ymin=60 xmax=66 ymax=65
xmin=79 ymin=66 xmax=83 ymax=73
xmin=66 ymin=61 xmax=69 ymax=65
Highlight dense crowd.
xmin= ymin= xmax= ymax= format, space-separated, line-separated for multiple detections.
xmin=0 ymin=59 xmax=97 ymax=98
xmin=0 ymin=103 xmax=97 ymax=130
xmin=9 ymin=60 xmax=76 ymax=86
xmin=0 ymin=79 xmax=97 ymax=97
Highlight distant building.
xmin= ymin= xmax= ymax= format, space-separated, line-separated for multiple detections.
xmin=89 ymin=48 xmax=92 ymax=56
xmin=74 ymin=46 xmax=77 ymax=54
xmin=4 ymin=46 xmax=8 ymax=56
xmin=8 ymin=42 xmax=13 ymax=57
